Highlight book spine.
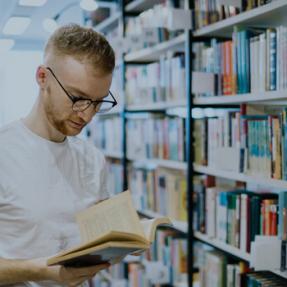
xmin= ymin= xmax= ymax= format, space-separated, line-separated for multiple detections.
xmin=269 ymin=29 xmax=277 ymax=91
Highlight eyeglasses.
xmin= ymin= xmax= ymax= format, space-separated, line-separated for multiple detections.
xmin=46 ymin=67 xmax=117 ymax=113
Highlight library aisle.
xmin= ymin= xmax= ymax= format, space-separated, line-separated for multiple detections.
xmin=1 ymin=0 xmax=287 ymax=286
xmin=87 ymin=0 xmax=287 ymax=286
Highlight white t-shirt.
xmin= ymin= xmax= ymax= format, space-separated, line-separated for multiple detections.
xmin=0 ymin=120 xmax=109 ymax=287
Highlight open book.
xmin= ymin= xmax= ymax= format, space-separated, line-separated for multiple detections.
xmin=47 ymin=190 xmax=172 ymax=267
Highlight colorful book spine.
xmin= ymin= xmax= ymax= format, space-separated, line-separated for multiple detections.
xmin=127 ymin=114 xmax=186 ymax=162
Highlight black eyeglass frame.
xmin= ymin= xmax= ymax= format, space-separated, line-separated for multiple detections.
xmin=46 ymin=66 xmax=117 ymax=113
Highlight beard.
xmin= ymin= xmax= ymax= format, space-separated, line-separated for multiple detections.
xmin=44 ymin=88 xmax=86 ymax=136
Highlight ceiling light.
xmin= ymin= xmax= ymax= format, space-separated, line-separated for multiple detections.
xmin=80 ymin=0 xmax=99 ymax=11
xmin=3 ymin=17 xmax=31 ymax=35
xmin=42 ymin=18 xmax=58 ymax=34
xmin=0 ymin=39 xmax=15 ymax=52
xmin=19 ymin=0 xmax=47 ymax=6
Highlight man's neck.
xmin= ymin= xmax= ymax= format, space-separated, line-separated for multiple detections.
xmin=23 ymin=99 xmax=66 ymax=143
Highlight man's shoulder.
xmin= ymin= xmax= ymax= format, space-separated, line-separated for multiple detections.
xmin=0 ymin=121 xmax=21 ymax=140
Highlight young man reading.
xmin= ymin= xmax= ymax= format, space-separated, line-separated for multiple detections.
xmin=0 ymin=24 xmax=117 ymax=286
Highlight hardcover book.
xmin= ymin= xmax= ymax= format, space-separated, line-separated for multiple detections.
xmin=47 ymin=190 xmax=171 ymax=267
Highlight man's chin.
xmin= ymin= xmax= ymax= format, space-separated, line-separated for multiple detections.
xmin=54 ymin=122 xmax=83 ymax=137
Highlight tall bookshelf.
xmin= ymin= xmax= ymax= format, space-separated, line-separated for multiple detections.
xmin=191 ymin=0 xmax=287 ymax=286
xmin=89 ymin=0 xmax=192 ymax=286
xmin=87 ymin=0 xmax=287 ymax=286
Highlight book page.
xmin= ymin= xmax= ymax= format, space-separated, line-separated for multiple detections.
xmin=51 ymin=231 xmax=148 ymax=259
xmin=76 ymin=191 xmax=145 ymax=243
xmin=140 ymin=217 xmax=172 ymax=243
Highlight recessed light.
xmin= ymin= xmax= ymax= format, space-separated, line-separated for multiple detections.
xmin=3 ymin=17 xmax=31 ymax=35
xmin=0 ymin=39 xmax=15 ymax=52
xmin=19 ymin=0 xmax=47 ymax=7
xmin=80 ymin=0 xmax=98 ymax=11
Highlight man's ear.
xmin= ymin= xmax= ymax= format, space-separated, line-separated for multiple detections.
xmin=36 ymin=65 xmax=48 ymax=88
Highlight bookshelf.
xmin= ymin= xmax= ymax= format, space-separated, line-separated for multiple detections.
xmin=191 ymin=0 xmax=287 ymax=284
xmin=89 ymin=1 xmax=191 ymax=286
xmin=88 ymin=0 xmax=287 ymax=286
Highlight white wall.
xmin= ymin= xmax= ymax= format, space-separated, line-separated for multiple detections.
xmin=0 ymin=50 xmax=43 ymax=127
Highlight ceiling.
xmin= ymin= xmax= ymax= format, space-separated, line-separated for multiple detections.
xmin=0 ymin=0 xmax=89 ymax=50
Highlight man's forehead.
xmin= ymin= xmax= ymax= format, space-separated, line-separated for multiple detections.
xmin=51 ymin=55 xmax=111 ymax=81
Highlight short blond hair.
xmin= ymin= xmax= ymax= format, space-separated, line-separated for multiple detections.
xmin=44 ymin=23 xmax=115 ymax=74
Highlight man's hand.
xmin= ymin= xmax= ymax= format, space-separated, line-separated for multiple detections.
xmin=31 ymin=258 xmax=110 ymax=287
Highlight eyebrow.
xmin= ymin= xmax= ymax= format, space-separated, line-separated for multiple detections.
xmin=68 ymin=86 xmax=109 ymax=101
xmin=67 ymin=87 xmax=91 ymax=99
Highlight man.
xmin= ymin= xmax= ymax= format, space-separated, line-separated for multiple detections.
xmin=0 ymin=24 xmax=117 ymax=286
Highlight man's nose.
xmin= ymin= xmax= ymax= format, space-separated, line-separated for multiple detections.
xmin=77 ymin=106 xmax=95 ymax=123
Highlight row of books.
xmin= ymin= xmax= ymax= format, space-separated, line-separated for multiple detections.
xmin=125 ymin=54 xmax=185 ymax=106
xmin=194 ymin=0 xmax=273 ymax=30
xmin=107 ymin=159 xmax=123 ymax=196
xmin=147 ymin=230 xmax=187 ymax=285
xmin=89 ymin=116 xmax=122 ymax=154
xmin=128 ymin=264 xmax=148 ymax=287
xmin=138 ymin=4 xmax=192 ymax=31
xmin=125 ymin=19 xmax=181 ymax=54
xmin=127 ymin=114 xmax=186 ymax=162
xmin=193 ymin=25 xmax=286 ymax=97
xmin=193 ymin=106 xmax=287 ymax=180
xmin=246 ymin=271 xmax=287 ymax=286
xmin=195 ymin=242 xmax=287 ymax=286
xmin=199 ymin=249 xmax=249 ymax=287
xmin=193 ymin=175 xmax=285 ymax=253
xmin=129 ymin=165 xmax=187 ymax=222
xmin=128 ymin=230 xmax=187 ymax=286
xmin=198 ymin=247 xmax=287 ymax=287
xmin=92 ymin=266 xmax=127 ymax=287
